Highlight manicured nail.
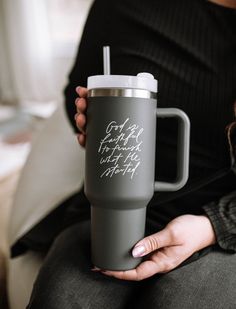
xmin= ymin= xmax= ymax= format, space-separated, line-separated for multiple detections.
xmin=132 ymin=245 xmax=145 ymax=258
xmin=91 ymin=266 xmax=101 ymax=272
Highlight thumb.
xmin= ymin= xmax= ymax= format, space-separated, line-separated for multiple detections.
xmin=132 ymin=228 xmax=173 ymax=258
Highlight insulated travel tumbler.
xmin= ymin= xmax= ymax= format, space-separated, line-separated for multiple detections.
xmin=84 ymin=47 xmax=190 ymax=270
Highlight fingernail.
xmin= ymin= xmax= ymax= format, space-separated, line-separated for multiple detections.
xmin=132 ymin=245 xmax=145 ymax=258
xmin=74 ymin=113 xmax=79 ymax=120
xmin=76 ymin=86 xmax=81 ymax=92
xmin=91 ymin=266 xmax=101 ymax=272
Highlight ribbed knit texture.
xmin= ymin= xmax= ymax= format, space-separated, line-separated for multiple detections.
xmin=203 ymin=190 xmax=236 ymax=251
xmin=64 ymin=0 xmax=236 ymax=251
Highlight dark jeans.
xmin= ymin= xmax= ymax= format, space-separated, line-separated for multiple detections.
xmin=27 ymin=221 xmax=236 ymax=309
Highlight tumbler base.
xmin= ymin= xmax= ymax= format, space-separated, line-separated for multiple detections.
xmin=91 ymin=206 xmax=146 ymax=271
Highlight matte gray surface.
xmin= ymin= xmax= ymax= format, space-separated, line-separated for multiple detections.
xmin=85 ymin=96 xmax=156 ymax=270
xmin=85 ymin=96 xmax=157 ymax=211
xmin=91 ymin=206 xmax=146 ymax=270
xmin=85 ymin=94 xmax=190 ymax=270
xmin=154 ymin=108 xmax=190 ymax=191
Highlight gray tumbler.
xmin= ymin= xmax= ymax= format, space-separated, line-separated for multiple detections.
xmin=85 ymin=72 xmax=190 ymax=271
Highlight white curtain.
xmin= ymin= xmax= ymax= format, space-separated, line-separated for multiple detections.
xmin=0 ymin=0 xmax=56 ymax=105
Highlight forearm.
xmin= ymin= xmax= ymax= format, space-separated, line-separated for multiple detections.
xmin=208 ymin=0 xmax=236 ymax=9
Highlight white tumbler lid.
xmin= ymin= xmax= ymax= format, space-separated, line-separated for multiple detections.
xmin=87 ymin=72 xmax=158 ymax=93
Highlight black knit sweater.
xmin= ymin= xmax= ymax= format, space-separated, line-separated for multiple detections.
xmin=64 ymin=0 xmax=236 ymax=251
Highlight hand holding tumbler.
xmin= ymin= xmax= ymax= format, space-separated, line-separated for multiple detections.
xmin=85 ymin=47 xmax=190 ymax=271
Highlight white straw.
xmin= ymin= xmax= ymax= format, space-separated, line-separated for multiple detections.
xmin=103 ymin=46 xmax=111 ymax=75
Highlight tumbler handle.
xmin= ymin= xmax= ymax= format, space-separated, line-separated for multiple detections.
xmin=154 ymin=108 xmax=190 ymax=191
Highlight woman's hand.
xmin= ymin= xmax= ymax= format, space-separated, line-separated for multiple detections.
xmin=75 ymin=86 xmax=88 ymax=147
xmin=98 ymin=215 xmax=216 ymax=281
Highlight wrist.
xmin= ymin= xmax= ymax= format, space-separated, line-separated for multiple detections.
xmin=197 ymin=215 xmax=216 ymax=249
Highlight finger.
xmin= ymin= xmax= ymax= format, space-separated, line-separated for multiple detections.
xmin=77 ymin=133 xmax=86 ymax=147
xmin=75 ymin=113 xmax=86 ymax=133
xmin=75 ymin=97 xmax=87 ymax=113
xmin=76 ymin=86 xmax=88 ymax=98
xmin=101 ymin=259 xmax=162 ymax=281
xmin=102 ymin=247 xmax=184 ymax=281
xmin=132 ymin=228 xmax=172 ymax=258
xmin=91 ymin=266 xmax=102 ymax=272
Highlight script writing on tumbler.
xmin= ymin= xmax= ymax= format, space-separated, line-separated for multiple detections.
xmin=98 ymin=118 xmax=144 ymax=179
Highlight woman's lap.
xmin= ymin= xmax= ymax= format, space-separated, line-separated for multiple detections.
xmin=136 ymin=249 xmax=236 ymax=309
xmin=27 ymin=221 xmax=138 ymax=309
xmin=27 ymin=221 xmax=236 ymax=309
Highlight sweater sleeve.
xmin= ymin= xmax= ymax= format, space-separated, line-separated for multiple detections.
xmin=203 ymin=190 xmax=236 ymax=252
xmin=205 ymin=115 xmax=236 ymax=252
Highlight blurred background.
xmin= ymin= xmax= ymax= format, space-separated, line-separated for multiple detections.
xmin=0 ymin=0 xmax=93 ymax=307
xmin=0 ymin=0 xmax=93 ymax=176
